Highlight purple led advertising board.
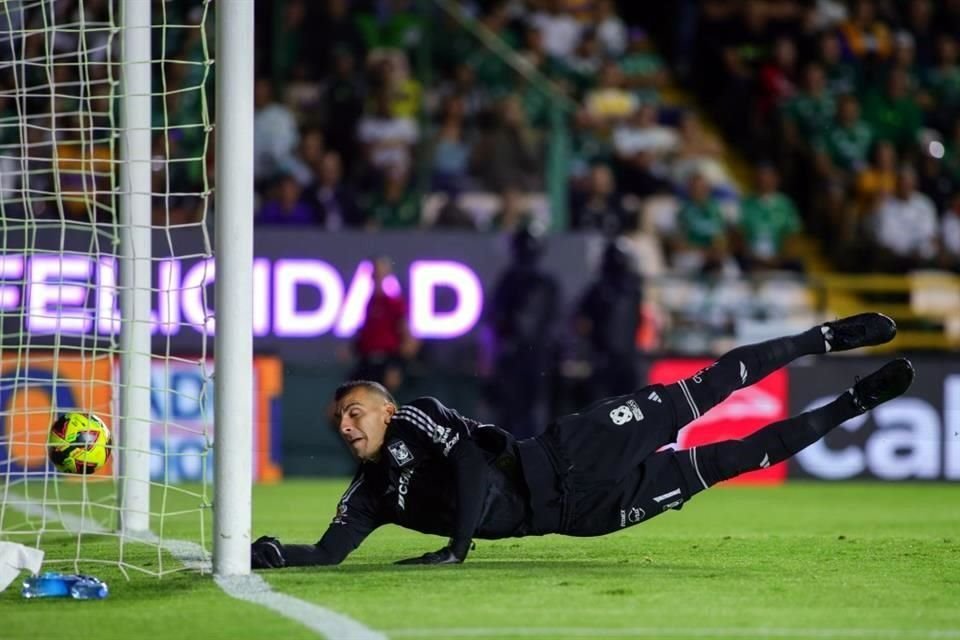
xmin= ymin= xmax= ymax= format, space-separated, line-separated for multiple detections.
xmin=0 ymin=228 xmax=600 ymax=362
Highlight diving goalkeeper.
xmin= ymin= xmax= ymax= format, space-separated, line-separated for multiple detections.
xmin=252 ymin=313 xmax=912 ymax=567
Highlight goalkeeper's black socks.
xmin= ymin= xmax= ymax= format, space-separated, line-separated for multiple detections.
xmin=684 ymin=359 xmax=915 ymax=492
xmin=668 ymin=314 xmax=899 ymax=430
xmin=667 ymin=326 xmax=826 ymax=428
xmin=685 ymin=392 xmax=860 ymax=491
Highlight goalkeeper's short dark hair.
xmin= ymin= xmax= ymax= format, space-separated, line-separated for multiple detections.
xmin=334 ymin=380 xmax=396 ymax=406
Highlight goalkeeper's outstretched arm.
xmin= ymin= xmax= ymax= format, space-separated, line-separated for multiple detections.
xmin=251 ymin=523 xmax=375 ymax=568
xmin=252 ymin=472 xmax=382 ymax=568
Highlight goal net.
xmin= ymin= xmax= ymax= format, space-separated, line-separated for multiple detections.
xmin=0 ymin=0 xmax=215 ymax=578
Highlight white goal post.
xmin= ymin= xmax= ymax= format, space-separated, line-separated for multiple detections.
xmin=212 ymin=0 xmax=254 ymax=577
xmin=117 ymin=0 xmax=153 ymax=537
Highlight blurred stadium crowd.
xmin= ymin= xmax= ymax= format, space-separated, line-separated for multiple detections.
xmin=245 ymin=0 xmax=960 ymax=278
xmin=250 ymin=0 xmax=760 ymax=280
xmin=684 ymin=0 xmax=960 ymax=273
xmin=6 ymin=0 xmax=960 ymax=278
xmin=5 ymin=0 xmax=960 ymax=423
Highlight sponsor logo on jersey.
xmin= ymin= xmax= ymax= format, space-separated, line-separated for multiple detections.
xmin=397 ymin=468 xmax=414 ymax=510
xmin=609 ymin=404 xmax=633 ymax=425
xmin=415 ymin=421 xmax=455 ymax=446
xmin=619 ymin=506 xmax=646 ymax=528
xmin=442 ymin=433 xmax=460 ymax=456
xmin=388 ymin=440 xmax=415 ymax=467
xmin=611 ymin=401 xmax=644 ymax=425
xmin=648 ymin=391 xmax=662 ymax=403
xmin=661 ymin=499 xmax=683 ymax=511
xmin=332 ymin=502 xmax=348 ymax=525
xmin=653 ymin=488 xmax=684 ymax=511
xmin=396 ymin=406 xmax=460 ymax=456
xmin=653 ymin=488 xmax=681 ymax=503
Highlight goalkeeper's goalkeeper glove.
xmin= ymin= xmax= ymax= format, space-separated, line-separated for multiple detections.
xmin=251 ymin=535 xmax=287 ymax=569
xmin=394 ymin=545 xmax=464 ymax=565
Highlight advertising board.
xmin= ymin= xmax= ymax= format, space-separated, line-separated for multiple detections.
xmin=0 ymin=354 xmax=282 ymax=482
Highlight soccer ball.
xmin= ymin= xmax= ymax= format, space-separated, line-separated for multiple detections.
xmin=48 ymin=413 xmax=112 ymax=475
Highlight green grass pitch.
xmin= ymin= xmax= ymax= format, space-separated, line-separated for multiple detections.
xmin=2 ymin=480 xmax=958 ymax=640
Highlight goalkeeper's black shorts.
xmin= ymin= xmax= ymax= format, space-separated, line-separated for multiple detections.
xmin=516 ymin=383 xmax=705 ymax=536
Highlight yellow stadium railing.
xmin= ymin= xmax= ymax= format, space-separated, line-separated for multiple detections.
xmin=815 ymin=271 xmax=960 ymax=351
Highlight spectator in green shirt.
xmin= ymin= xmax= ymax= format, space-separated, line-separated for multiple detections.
xmin=736 ymin=164 xmax=803 ymax=272
xmin=272 ymin=0 xmax=308 ymax=86
xmin=817 ymin=31 xmax=860 ymax=97
xmin=781 ymin=62 xmax=835 ymax=149
xmin=466 ymin=3 xmax=520 ymax=96
xmin=673 ymin=172 xmax=732 ymax=274
xmin=814 ymin=94 xmax=874 ymax=176
xmin=861 ymin=69 xmax=922 ymax=151
xmin=515 ymin=28 xmax=573 ymax=128
xmin=811 ymin=94 xmax=873 ymax=246
xmin=563 ymin=30 xmax=604 ymax=96
xmin=618 ymin=28 xmax=668 ymax=103
xmin=364 ymin=168 xmax=420 ymax=229
xmin=355 ymin=0 xmax=422 ymax=53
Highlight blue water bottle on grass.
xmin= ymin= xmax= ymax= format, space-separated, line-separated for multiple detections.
xmin=21 ymin=572 xmax=108 ymax=599
xmin=69 ymin=575 xmax=109 ymax=599
xmin=21 ymin=573 xmax=70 ymax=598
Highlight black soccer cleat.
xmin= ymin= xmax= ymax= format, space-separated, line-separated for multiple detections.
xmin=823 ymin=313 xmax=897 ymax=352
xmin=850 ymin=358 xmax=915 ymax=413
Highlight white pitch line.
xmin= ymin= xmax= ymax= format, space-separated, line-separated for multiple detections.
xmin=5 ymin=493 xmax=385 ymax=640
xmin=5 ymin=493 xmax=110 ymax=535
xmin=385 ymin=628 xmax=960 ymax=639
xmin=215 ymin=573 xmax=387 ymax=640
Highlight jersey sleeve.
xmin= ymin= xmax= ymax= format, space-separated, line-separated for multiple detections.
xmin=390 ymin=397 xmax=487 ymax=558
xmin=284 ymin=470 xmax=383 ymax=566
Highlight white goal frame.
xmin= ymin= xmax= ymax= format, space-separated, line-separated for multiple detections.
xmin=118 ymin=0 xmax=253 ymax=575
xmin=117 ymin=0 xmax=152 ymax=538
xmin=211 ymin=0 xmax=253 ymax=577
xmin=0 ymin=0 xmax=254 ymax=579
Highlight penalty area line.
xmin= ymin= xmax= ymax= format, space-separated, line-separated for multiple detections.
xmin=6 ymin=493 xmax=385 ymax=640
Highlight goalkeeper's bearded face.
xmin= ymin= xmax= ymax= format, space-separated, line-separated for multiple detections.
xmin=334 ymin=388 xmax=395 ymax=462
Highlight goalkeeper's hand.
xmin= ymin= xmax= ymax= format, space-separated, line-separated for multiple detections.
xmin=394 ymin=546 xmax=464 ymax=565
xmin=251 ymin=535 xmax=287 ymax=569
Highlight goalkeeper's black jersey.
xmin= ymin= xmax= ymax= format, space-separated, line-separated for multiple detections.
xmin=310 ymin=397 xmax=533 ymax=564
